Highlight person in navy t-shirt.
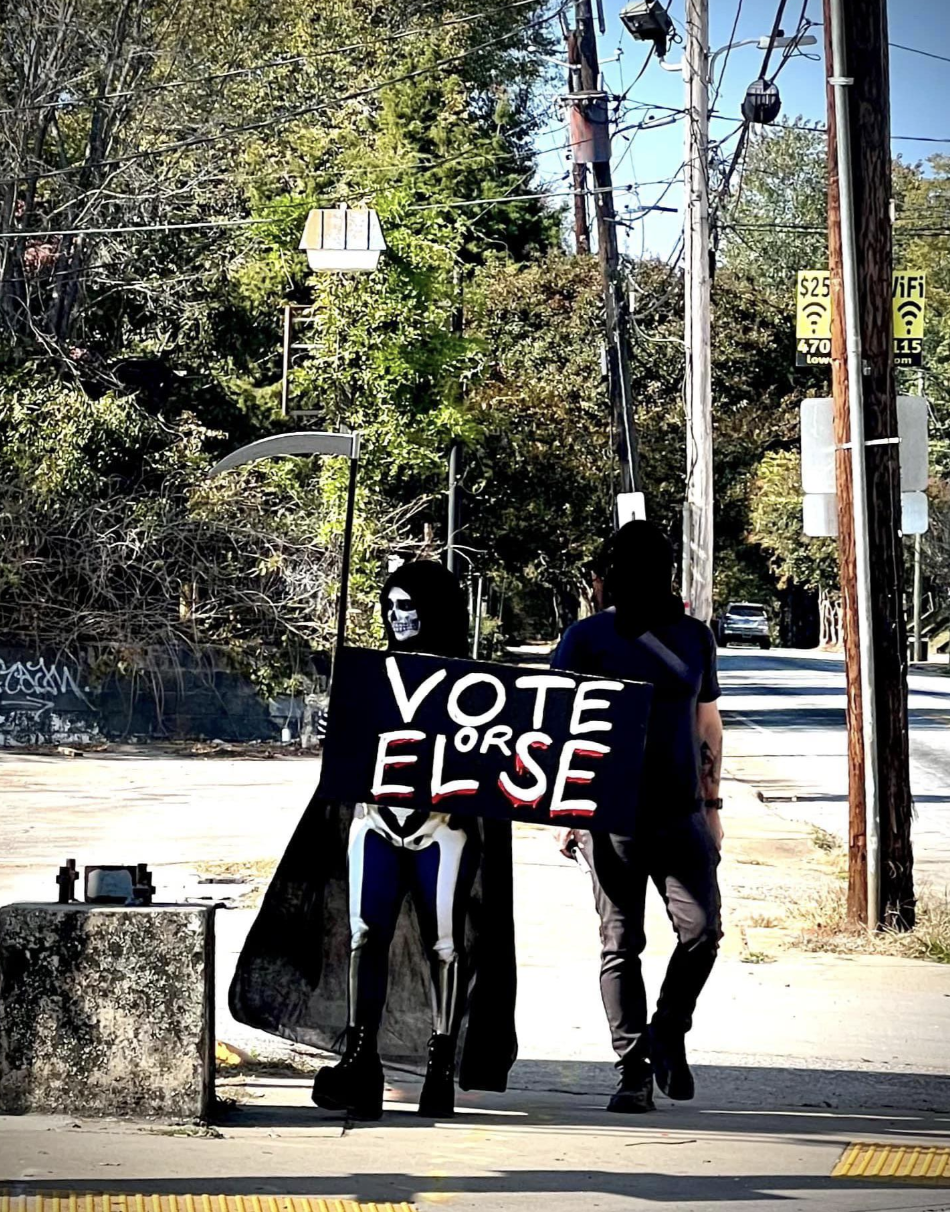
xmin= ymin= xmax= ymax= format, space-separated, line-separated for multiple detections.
xmin=553 ymin=521 xmax=723 ymax=1114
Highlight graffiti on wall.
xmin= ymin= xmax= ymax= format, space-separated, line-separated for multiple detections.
xmin=0 ymin=657 xmax=92 ymax=717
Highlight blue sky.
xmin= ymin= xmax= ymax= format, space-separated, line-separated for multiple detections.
xmin=535 ymin=0 xmax=950 ymax=258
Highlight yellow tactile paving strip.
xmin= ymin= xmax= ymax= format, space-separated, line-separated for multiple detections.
xmin=0 ymin=1198 xmax=415 ymax=1212
xmin=833 ymin=1142 xmax=950 ymax=1185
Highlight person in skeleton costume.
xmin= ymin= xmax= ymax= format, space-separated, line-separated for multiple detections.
xmin=229 ymin=561 xmax=517 ymax=1121
xmin=312 ymin=560 xmax=475 ymax=1119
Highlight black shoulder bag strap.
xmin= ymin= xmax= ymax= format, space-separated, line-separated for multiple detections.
xmin=635 ymin=630 xmax=693 ymax=689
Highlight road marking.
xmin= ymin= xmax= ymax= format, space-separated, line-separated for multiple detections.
xmin=0 ymin=1200 xmax=416 ymax=1212
xmin=721 ymin=709 xmax=772 ymax=737
xmin=832 ymin=1143 xmax=950 ymax=1184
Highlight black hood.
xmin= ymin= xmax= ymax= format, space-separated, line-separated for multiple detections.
xmin=381 ymin=560 xmax=469 ymax=658
xmin=603 ymin=520 xmax=685 ymax=638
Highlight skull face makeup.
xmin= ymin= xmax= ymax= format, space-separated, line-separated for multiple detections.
xmin=380 ymin=559 xmax=469 ymax=657
xmin=387 ymin=588 xmax=420 ymax=642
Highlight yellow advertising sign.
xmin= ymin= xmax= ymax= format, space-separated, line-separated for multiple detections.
xmin=893 ymin=271 xmax=926 ymax=367
xmin=795 ymin=271 xmax=926 ymax=368
xmin=796 ymin=271 xmax=832 ymax=366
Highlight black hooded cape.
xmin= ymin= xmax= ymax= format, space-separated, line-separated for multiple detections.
xmin=229 ymin=561 xmax=518 ymax=1092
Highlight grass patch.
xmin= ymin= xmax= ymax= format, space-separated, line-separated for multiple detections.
xmin=810 ymin=826 xmax=842 ymax=853
xmin=194 ymin=858 xmax=278 ymax=882
xmin=787 ymin=883 xmax=950 ymax=963
xmin=742 ymin=950 xmax=778 ymax=964
xmin=216 ymin=1052 xmax=324 ymax=1078
xmin=748 ymin=913 xmax=782 ymax=929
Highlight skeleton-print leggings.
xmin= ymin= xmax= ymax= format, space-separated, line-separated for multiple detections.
xmin=346 ymin=813 xmax=478 ymax=1036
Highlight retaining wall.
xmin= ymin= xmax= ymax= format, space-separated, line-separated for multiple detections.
xmin=0 ymin=645 xmax=321 ymax=746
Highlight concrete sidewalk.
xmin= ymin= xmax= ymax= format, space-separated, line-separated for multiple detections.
xmin=3 ymin=1074 xmax=950 ymax=1212
xmin=2 ymin=749 xmax=950 ymax=1210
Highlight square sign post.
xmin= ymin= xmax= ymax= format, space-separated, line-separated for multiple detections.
xmin=318 ymin=648 xmax=654 ymax=833
xmin=800 ymin=396 xmax=929 ymax=537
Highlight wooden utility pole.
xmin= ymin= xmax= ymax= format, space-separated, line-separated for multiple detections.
xmin=682 ymin=0 xmax=714 ymax=624
xmin=566 ymin=31 xmax=591 ymax=255
xmin=824 ymin=12 xmax=866 ymax=925
xmin=823 ymin=0 xmax=914 ymax=930
xmin=573 ymin=0 xmax=640 ymax=494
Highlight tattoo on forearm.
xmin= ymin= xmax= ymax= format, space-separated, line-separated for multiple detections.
xmin=700 ymin=739 xmax=722 ymax=795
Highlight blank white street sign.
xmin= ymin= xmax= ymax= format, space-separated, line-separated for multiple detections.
xmin=800 ymin=395 xmax=928 ymax=495
xmin=803 ymin=490 xmax=929 ymax=536
xmin=803 ymin=492 xmax=838 ymax=537
xmin=617 ymin=491 xmax=647 ymax=525
xmin=897 ymin=396 xmax=928 ymax=491
xmin=901 ymin=490 xmax=929 ymax=535
xmin=800 ymin=397 xmax=836 ymax=495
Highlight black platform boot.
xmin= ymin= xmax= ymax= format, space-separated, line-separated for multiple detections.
xmin=311 ymin=1025 xmax=384 ymax=1120
xmin=417 ymin=1032 xmax=456 ymax=1117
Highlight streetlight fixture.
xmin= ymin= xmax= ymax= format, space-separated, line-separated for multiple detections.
xmin=708 ymin=33 xmax=818 ymax=86
xmin=298 ymin=205 xmax=386 ymax=273
xmin=209 ymin=432 xmax=361 ymax=657
xmin=291 ymin=204 xmax=387 ymax=651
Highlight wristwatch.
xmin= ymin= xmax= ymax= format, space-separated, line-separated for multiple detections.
xmin=704 ymin=798 xmax=723 ymax=812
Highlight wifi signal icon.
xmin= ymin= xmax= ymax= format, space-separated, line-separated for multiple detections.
xmin=897 ymin=298 xmax=923 ymax=336
xmin=802 ymin=301 xmax=828 ymax=334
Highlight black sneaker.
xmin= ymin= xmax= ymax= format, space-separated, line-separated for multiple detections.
xmin=606 ymin=1060 xmax=656 ymax=1114
xmin=648 ymin=1023 xmax=695 ymax=1101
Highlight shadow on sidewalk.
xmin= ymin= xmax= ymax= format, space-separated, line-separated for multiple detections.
xmin=724 ymin=706 xmax=950 ymax=732
xmin=9 ymin=1061 xmax=950 ymax=1206
xmin=212 ymin=1059 xmax=950 ymax=1130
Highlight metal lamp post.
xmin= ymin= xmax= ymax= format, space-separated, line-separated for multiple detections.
xmin=212 ymin=206 xmax=386 ymax=655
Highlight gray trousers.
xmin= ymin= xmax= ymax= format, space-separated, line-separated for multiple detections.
xmin=581 ymin=810 xmax=722 ymax=1066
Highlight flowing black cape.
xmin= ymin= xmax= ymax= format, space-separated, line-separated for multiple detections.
xmin=228 ymin=791 xmax=518 ymax=1091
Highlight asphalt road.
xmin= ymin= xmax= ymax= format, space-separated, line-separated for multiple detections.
xmin=719 ymin=648 xmax=950 ymax=887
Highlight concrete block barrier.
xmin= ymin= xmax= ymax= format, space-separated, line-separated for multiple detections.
xmin=0 ymin=904 xmax=214 ymax=1120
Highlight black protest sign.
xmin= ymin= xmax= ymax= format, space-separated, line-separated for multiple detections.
xmin=317 ymin=647 xmax=653 ymax=832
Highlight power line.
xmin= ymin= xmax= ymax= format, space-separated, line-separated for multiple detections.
xmin=0 ymin=189 xmax=678 ymax=239
xmin=409 ymin=187 xmax=678 ymax=211
xmin=767 ymin=1 xmax=814 ymax=84
xmin=0 ymin=56 xmax=306 ymax=119
xmin=706 ymin=113 xmax=950 ymax=146
xmin=710 ymin=0 xmax=743 ymax=115
xmin=720 ymin=220 xmax=950 ymax=235
xmin=758 ymin=0 xmax=789 ymax=79
xmin=0 ymin=10 xmax=561 ymax=188
xmin=805 ymin=23 xmax=950 ymax=68
xmin=889 ymin=41 xmax=950 ymax=66
xmin=0 ymin=0 xmax=550 ymax=119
